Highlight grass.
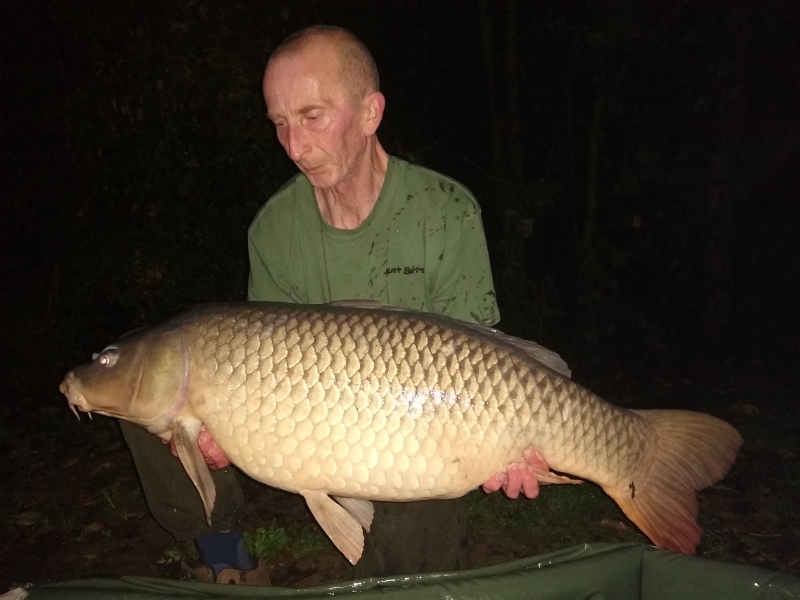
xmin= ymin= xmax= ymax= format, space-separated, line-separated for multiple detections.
xmin=291 ymin=525 xmax=333 ymax=556
xmin=466 ymin=479 xmax=647 ymax=552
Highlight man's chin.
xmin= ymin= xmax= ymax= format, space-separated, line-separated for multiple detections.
xmin=304 ymin=170 xmax=340 ymax=190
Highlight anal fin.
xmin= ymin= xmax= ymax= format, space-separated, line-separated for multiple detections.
xmin=302 ymin=490 xmax=366 ymax=565
xmin=334 ymin=497 xmax=374 ymax=532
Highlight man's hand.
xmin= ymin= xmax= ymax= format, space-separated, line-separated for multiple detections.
xmin=166 ymin=427 xmax=231 ymax=469
xmin=482 ymin=447 xmax=549 ymax=499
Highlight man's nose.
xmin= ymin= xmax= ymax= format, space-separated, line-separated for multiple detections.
xmin=284 ymin=125 xmax=309 ymax=161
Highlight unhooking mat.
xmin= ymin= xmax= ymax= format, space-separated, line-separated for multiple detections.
xmin=5 ymin=543 xmax=799 ymax=600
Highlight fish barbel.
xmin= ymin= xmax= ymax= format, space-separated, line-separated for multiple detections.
xmin=59 ymin=301 xmax=742 ymax=563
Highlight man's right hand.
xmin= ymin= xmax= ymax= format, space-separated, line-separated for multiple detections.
xmin=166 ymin=427 xmax=231 ymax=469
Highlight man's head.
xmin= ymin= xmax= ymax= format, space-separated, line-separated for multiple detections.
xmin=270 ymin=26 xmax=379 ymax=104
xmin=263 ymin=26 xmax=385 ymax=190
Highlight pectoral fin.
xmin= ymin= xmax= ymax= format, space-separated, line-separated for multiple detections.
xmin=173 ymin=417 xmax=216 ymax=525
xmin=302 ymin=490 xmax=366 ymax=565
xmin=334 ymin=497 xmax=374 ymax=532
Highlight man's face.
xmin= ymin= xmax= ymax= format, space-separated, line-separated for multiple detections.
xmin=263 ymin=45 xmax=370 ymax=190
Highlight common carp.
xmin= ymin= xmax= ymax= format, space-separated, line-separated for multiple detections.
xmin=60 ymin=301 xmax=742 ymax=564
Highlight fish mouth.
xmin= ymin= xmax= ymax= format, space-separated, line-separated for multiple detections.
xmin=60 ymin=372 xmax=93 ymax=420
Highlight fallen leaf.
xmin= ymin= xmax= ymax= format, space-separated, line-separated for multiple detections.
xmin=83 ymin=522 xmax=105 ymax=533
xmin=90 ymin=461 xmax=115 ymax=477
xmin=599 ymin=518 xmax=631 ymax=533
xmin=79 ymin=492 xmax=98 ymax=506
xmin=16 ymin=512 xmax=41 ymax=526
xmin=753 ymin=511 xmax=779 ymax=524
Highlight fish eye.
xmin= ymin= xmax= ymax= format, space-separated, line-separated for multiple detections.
xmin=95 ymin=347 xmax=119 ymax=367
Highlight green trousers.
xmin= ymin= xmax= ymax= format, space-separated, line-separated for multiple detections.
xmin=121 ymin=420 xmax=468 ymax=575
xmin=120 ymin=420 xmax=244 ymax=541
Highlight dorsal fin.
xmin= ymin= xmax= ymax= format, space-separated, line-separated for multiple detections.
xmin=463 ymin=325 xmax=572 ymax=378
xmin=329 ymin=299 xmax=389 ymax=310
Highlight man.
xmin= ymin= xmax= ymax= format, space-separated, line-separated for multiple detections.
xmin=251 ymin=24 xmax=549 ymax=578
xmin=121 ymin=24 xmax=545 ymax=584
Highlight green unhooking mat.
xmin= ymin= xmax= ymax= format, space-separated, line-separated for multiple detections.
xmin=8 ymin=543 xmax=800 ymax=600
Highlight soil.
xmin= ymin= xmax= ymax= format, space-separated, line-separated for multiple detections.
xmin=1 ymin=362 xmax=798 ymax=592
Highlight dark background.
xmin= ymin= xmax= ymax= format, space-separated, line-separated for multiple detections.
xmin=3 ymin=0 xmax=799 ymax=407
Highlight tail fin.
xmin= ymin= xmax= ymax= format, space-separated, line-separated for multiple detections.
xmin=604 ymin=409 xmax=742 ymax=554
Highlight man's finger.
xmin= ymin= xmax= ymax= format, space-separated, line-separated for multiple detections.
xmin=197 ymin=428 xmax=230 ymax=469
xmin=482 ymin=473 xmax=506 ymax=494
xmin=206 ymin=443 xmax=230 ymax=469
xmin=520 ymin=469 xmax=540 ymax=499
xmin=504 ymin=467 xmax=522 ymax=499
xmin=523 ymin=447 xmax=549 ymax=471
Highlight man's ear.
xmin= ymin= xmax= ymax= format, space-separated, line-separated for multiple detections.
xmin=362 ymin=91 xmax=385 ymax=136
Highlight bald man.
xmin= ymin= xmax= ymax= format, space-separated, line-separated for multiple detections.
xmin=120 ymin=25 xmax=545 ymax=584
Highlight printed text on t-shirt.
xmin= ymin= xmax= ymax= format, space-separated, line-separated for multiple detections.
xmin=384 ymin=266 xmax=425 ymax=275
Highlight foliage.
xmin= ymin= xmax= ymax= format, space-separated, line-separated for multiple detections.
xmin=3 ymin=0 xmax=297 ymax=392
xmin=244 ymin=522 xmax=291 ymax=560
xmin=472 ymin=0 xmax=800 ymax=369
xmin=292 ymin=525 xmax=334 ymax=556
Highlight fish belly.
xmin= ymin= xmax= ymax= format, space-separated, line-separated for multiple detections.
xmin=185 ymin=303 xmax=613 ymax=500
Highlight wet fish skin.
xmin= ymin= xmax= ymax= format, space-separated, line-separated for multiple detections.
xmin=60 ymin=302 xmax=742 ymax=564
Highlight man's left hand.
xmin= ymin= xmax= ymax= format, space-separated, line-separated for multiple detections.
xmin=482 ymin=447 xmax=549 ymax=499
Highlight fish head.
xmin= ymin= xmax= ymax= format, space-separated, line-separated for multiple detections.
xmin=60 ymin=326 xmax=188 ymax=436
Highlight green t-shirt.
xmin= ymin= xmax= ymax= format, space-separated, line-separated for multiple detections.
xmin=247 ymin=156 xmax=499 ymax=326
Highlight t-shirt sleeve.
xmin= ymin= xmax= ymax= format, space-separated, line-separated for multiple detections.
xmin=429 ymin=195 xmax=500 ymax=326
xmin=246 ymin=215 xmax=299 ymax=303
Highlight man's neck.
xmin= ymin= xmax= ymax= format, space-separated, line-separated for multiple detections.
xmin=315 ymin=142 xmax=389 ymax=230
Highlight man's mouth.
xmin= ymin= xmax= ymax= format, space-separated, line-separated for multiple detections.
xmin=300 ymin=163 xmax=326 ymax=174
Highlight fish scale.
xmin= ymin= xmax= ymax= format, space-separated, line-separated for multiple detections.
xmin=60 ymin=301 xmax=742 ymax=563
xmin=192 ymin=306 xmax=598 ymax=499
xmin=187 ymin=305 xmax=526 ymax=498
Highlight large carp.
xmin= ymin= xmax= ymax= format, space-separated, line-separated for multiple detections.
xmin=60 ymin=301 xmax=741 ymax=564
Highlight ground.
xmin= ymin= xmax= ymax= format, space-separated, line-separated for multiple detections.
xmin=1 ymin=361 xmax=798 ymax=591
